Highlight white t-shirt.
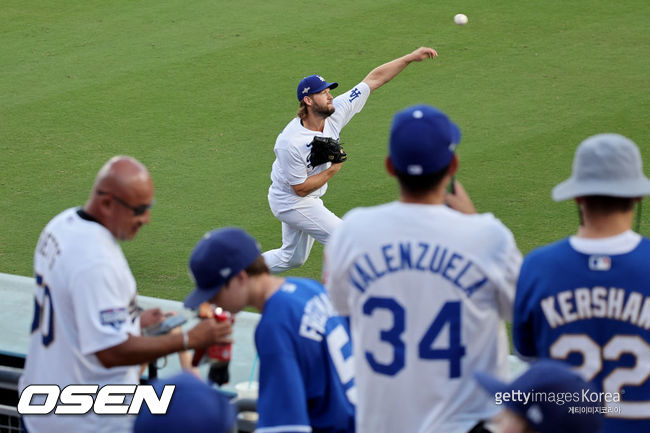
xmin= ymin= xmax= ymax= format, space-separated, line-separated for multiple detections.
xmin=325 ymin=202 xmax=522 ymax=433
xmin=268 ymin=82 xmax=370 ymax=213
xmin=19 ymin=207 xmax=141 ymax=433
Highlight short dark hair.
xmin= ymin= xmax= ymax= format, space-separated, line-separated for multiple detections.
xmin=394 ymin=162 xmax=452 ymax=196
xmin=582 ymin=195 xmax=636 ymax=214
xmin=244 ymin=255 xmax=270 ymax=277
xmin=223 ymin=255 xmax=269 ymax=288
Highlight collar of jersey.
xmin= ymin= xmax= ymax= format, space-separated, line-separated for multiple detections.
xmin=569 ymin=230 xmax=641 ymax=255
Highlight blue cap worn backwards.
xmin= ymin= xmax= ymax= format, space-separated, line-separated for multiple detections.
xmin=297 ymin=74 xmax=338 ymax=101
xmin=134 ymin=372 xmax=236 ymax=433
xmin=389 ymin=104 xmax=461 ymax=176
xmin=475 ymin=359 xmax=603 ymax=433
xmin=183 ymin=227 xmax=261 ymax=310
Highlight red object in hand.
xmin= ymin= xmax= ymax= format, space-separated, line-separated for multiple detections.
xmin=192 ymin=305 xmax=235 ymax=372
xmin=206 ymin=342 xmax=232 ymax=362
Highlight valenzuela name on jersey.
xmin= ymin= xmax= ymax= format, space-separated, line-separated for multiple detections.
xmin=539 ymin=286 xmax=650 ymax=329
xmin=348 ymin=240 xmax=488 ymax=296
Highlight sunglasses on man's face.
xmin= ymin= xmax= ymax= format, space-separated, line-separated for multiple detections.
xmin=97 ymin=190 xmax=154 ymax=216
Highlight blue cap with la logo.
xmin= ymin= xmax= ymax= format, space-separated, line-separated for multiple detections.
xmin=297 ymin=74 xmax=338 ymax=101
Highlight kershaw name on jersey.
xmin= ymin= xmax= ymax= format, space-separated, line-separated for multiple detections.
xmin=538 ymin=286 xmax=650 ymax=329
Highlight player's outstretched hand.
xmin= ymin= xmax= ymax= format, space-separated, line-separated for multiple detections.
xmin=408 ymin=47 xmax=438 ymax=62
xmin=187 ymin=317 xmax=233 ymax=350
xmin=445 ymin=180 xmax=476 ymax=214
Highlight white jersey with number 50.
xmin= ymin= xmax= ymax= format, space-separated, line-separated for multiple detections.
xmin=19 ymin=207 xmax=141 ymax=433
xmin=325 ymin=202 xmax=522 ymax=433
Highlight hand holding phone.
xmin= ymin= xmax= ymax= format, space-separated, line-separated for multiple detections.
xmin=143 ymin=314 xmax=187 ymax=336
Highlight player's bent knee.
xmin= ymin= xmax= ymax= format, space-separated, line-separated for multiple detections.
xmin=287 ymin=254 xmax=309 ymax=268
xmin=283 ymin=250 xmax=310 ymax=268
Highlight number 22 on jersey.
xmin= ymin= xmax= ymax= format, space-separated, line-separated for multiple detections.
xmin=551 ymin=334 xmax=650 ymax=418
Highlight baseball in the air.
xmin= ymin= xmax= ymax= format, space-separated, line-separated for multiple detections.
xmin=454 ymin=14 xmax=468 ymax=26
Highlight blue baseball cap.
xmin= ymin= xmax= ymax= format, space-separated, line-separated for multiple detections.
xmin=184 ymin=227 xmax=261 ymax=309
xmin=389 ymin=104 xmax=461 ymax=176
xmin=476 ymin=359 xmax=602 ymax=433
xmin=134 ymin=372 xmax=236 ymax=433
xmin=297 ymin=74 xmax=338 ymax=101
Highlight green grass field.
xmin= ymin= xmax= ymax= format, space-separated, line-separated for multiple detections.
xmin=2 ymin=0 xmax=649 ymax=301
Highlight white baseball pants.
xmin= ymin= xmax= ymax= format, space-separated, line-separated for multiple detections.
xmin=262 ymin=196 xmax=341 ymax=273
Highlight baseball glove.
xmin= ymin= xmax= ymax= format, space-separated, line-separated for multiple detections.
xmin=309 ymin=136 xmax=347 ymax=167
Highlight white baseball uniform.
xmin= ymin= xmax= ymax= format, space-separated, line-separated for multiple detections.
xmin=263 ymin=82 xmax=370 ymax=273
xmin=19 ymin=207 xmax=141 ymax=433
xmin=325 ymin=202 xmax=522 ymax=433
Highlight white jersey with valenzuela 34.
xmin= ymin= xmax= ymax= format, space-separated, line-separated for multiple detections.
xmin=325 ymin=202 xmax=522 ymax=433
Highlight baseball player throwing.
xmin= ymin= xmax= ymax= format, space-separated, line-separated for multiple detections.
xmin=263 ymin=46 xmax=438 ymax=273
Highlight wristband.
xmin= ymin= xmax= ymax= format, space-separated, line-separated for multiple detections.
xmin=182 ymin=329 xmax=189 ymax=351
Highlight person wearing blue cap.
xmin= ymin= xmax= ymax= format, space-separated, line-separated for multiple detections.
xmin=324 ymin=104 xmax=523 ymax=433
xmin=475 ymin=359 xmax=603 ymax=433
xmin=134 ymin=371 xmax=236 ymax=433
xmin=263 ymin=46 xmax=438 ymax=273
xmin=184 ymin=227 xmax=356 ymax=433
xmin=513 ymin=133 xmax=650 ymax=432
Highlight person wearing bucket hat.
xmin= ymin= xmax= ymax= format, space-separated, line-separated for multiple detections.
xmin=324 ymin=104 xmax=523 ymax=433
xmin=134 ymin=371 xmax=236 ymax=433
xmin=513 ymin=133 xmax=650 ymax=432
xmin=475 ymin=359 xmax=603 ymax=433
xmin=263 ymin=46 xmax=439 ymax=274
xmin=184 ymin=227 xmax=356 ymax=433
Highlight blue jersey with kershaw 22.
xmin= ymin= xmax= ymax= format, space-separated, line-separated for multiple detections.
xmin=513 ymin=233 xmax=650 ymax=433
xmin=254 ymin=277 xmax=355 ymax=433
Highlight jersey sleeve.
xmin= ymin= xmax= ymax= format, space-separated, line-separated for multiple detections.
xmin=70 ymin=263 xmax=135 ymax=355
xmin=255 ymin=321 xmax=311 ymax=433
xmin=512 ymin=257 xmax=539 ymax=358
xmin=486 ymin=219 xmax=523 ymax=321
xmin=497 ymin=236 xmax=522 ymax=321
xmin=324 ymin=213 xmax=358 ymax=316
xmin=328 ymin=82 xmax=371 ymax=131
xmin=275 ymin=142 xmax=309 ymax=186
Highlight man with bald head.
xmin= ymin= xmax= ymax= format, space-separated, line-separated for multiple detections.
xmin=86 ymin=155 xmax=155 ymax=241
xmin=19 ymin=156 xmax=232 ymax=433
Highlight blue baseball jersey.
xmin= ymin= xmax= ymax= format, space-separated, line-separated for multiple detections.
xmin=254 ymin=277 xmax=356 ymax=433
xmin=514 ymin=233 xmax=650 ymax=432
